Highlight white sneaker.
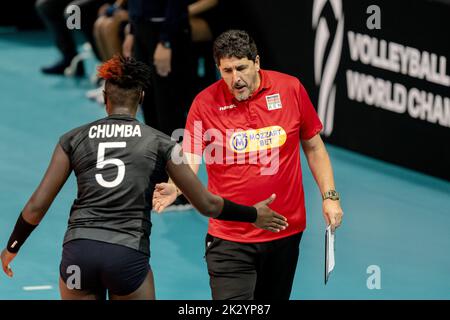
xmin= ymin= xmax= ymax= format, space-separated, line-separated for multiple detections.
xmin=96 ymin=92 xmax=105 ymax=105
xmin=86 ymin=85 xmax=104 ymax=100
xmin=64 ymin=42 xmax=93 ymax=77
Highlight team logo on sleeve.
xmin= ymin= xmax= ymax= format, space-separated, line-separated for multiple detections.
xmin=229 ymin=126 xmax=287 ymax=153
xmin=265 ymin=93 xmax=283 ymax=110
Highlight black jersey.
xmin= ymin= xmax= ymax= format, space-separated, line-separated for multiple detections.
xmin=59 ymin=114 xmax=176 ymax=255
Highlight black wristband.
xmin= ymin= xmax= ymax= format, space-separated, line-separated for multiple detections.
xmin=6 ymin=213 xmax=37 ymax=254
xmin=216 ymin=198 xmax=257 ymax=223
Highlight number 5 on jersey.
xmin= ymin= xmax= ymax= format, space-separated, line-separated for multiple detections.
xmin=95 ymin=142 xmax=127 ymax=188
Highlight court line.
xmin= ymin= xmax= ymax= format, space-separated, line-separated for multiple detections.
xmin=22 ymin=285 xmax=53 ymax=291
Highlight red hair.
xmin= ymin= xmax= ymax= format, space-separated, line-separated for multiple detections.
xmin=96 ymin=55 xmax=151 ymax=89
xmin=97 ymin=55 xmax=123 ymax=81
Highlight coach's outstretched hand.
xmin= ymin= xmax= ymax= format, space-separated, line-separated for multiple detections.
xmin=253 ymin=194 xmax=288 ymax=232
xmin=153 ymin=183 xmax=177 ymax=213
xmin=1 ymin=249 xmax=16 ymax=277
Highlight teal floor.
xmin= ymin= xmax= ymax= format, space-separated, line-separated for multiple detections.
xmin=0 ymin=30 xmax=449 ymax=300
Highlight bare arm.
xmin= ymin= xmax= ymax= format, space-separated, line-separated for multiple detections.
xmin=188 ymin=0 xmax=218 ymax=16
xmin=153 ymin=152 xmax=201 ymax=211
xmin=1 ymin=144 xmax=71 ymax=277
xmin=301 ymin=134 xmax=335 ymax=194
xmin=22 ymin=144 xmax=71 ymax=225
xmin=165 ymin=157 xmax=288 ymax=232
xmin=183 ymin=152 xmax=201 ymax=174
xmin=21 ymin=144 xmax=72 ymax=225
xmin=166 ymin=158 xmax=222 ymax=217
xmin=301 ymin=134 xmax=343 ymax=230
xmin=169 ymin=152 xmax=200 ymax=196
xmin=155 ymin=152 xmax=287 ymax=234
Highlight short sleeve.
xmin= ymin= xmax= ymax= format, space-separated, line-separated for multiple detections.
xmin=298 ymin=81 xmax=323 ymax=140
xmin=59 ymin=132 xmax=73 ymax=155
xmin=182 ymin=97 xmax=205 ymax=156
xmin=158 ymin=134 xmax=177 ymax=163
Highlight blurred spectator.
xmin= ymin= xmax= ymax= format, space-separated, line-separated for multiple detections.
xmin=189 ymin=0 xmax=219 ymax=93
xmin=35 ymin=0 xmax=112 ymax=76
xmin=127 ymin=0 xmax=195 ymax=137
xmin=189 ymin=0 xmax=218 ymax=43
xmin=94 ymin=0 xmax=128 ymax=61
xmin=122 ymin=23 xmax=134 ymax=58
xmin=86 ymin=0 xmax=128 ymax=103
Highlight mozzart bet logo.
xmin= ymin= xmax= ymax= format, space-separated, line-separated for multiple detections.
xmin=229 ymin=126 xmax=287 ymax=153
xmin=312 ymin=0 xmax=344 ymax=137
xmin=171 ymin=123 xmax=285 ymax=175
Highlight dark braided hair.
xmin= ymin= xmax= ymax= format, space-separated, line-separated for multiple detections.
xmin=97 ymin=55 xmax=151 ymax=90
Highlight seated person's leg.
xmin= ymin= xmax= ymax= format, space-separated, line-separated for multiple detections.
xmin=69 ymin=0 xmax=111 ymax=61
xmin=98 ymin=13 xmax=129 ymax=60
xmin=93 ymin=16 xmax=109 ymax=62
xmin=190 ymin=16 xmax=213 ymax=43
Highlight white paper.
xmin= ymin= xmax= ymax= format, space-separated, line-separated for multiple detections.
xmin=325 ymin=225 xmax=335 ymax=284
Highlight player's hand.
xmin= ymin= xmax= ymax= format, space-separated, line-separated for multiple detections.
xmin=153 ymin=183 xmax=177 ymax=213
xmin=323 ymin=199 xmax=343 ymax=231
xmin=153 ymin=43 xmax=172 ymax=77
xmin=252 ymin=194 xmax=288 ymax=232
xmin=1 ymin=249 xmax=16 ymax=278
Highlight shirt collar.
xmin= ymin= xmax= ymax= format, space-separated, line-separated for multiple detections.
xmin=256 ymin=69 xmax=272 ymax=93
xmin=106 ymin=113 xmax=136 ymax=120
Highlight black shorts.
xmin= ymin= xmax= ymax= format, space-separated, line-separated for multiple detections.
xmin=60 ymin=239 xmax=150 ymax=296
xmin=205 ymin=232 xmax=303 ymax=300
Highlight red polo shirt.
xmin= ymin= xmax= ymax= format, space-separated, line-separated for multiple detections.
xmin=183 ymin=69 xmax=323 ymax=242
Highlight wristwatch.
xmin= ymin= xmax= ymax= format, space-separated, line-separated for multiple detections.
xmin=322 ymin=190 xmax=340 ymax=201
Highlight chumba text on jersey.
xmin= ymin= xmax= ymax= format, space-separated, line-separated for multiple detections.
xmin=88 ymin=124 xmax=142 ymax=139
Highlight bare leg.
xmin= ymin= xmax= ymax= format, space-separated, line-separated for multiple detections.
xmin=100 ymin=16 xmax=128 ymax=60
xmin=190 ymin=17 xmax=213 ymax=43
xmin=59 ymin=277 xmax=105 ymax=300
xmin=93 ymin=16 xmax=108 ymax=62
xmin=109 ymin=270 xmax=156 ymax=300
